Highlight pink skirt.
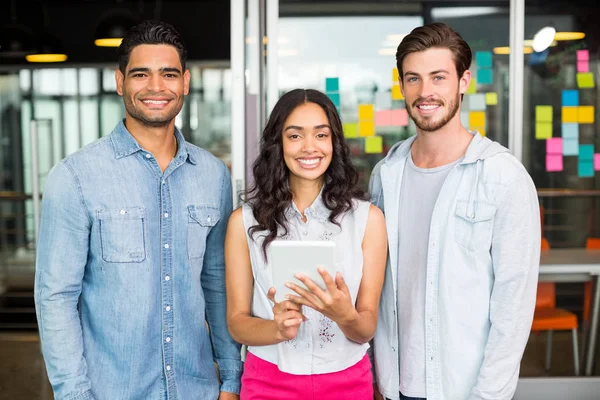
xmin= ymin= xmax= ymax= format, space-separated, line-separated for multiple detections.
xmin=240 ymin=351 xmax=373 ymax=400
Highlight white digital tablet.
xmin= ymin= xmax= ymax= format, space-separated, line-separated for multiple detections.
xmin=268 ymin=240 xmax=336 ymax=303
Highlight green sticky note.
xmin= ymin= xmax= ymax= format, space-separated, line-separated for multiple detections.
xmin=477 ymin=68 xmax=493 ymax=85
xmin=365 ymin=136 xmax=383 ymax=154
xmin=536 ymin=105 xmax=553 ymax=122
xmin=476 ymin=51 xmax=492 ymax=68
xmin=485 ymin=92 xmax=498 ymax=105
xmin=343 ymin=122 xmax=358 ymax=138
xmin=325 ymin=77 xmax=339 ymax=92
xmin=535 ymin=122 xmax=552 ymax=139
xmin=466 ymin=79 xmax=477 ymax=94
xmin=579 ymin=160 xmax=594 ymax=177
xmin=327 ymin=92 xmax=340 ymax=108
xmin=577 ymin=73 xmax=594 ymax=89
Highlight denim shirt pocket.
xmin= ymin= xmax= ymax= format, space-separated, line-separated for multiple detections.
xmin=97 ymin=206 xmax=146 ymax=263
xmin=187 ymin=205 xmax=220 ymax=260
xmin=454 ymin=200 xmax=496 ymax=252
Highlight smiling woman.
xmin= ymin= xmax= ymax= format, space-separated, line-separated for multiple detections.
xmin=224 ymin=88 xmax=388 ymax=400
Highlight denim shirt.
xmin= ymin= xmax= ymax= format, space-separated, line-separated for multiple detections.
xmin=34 ymin=120 xmax=242 ymax=400
xmin=369 ymin=132 xmax=540 ymax=400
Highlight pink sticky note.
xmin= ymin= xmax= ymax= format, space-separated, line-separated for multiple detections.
xmin=375 ymin=110 xmax=392 ymax=127
xmin=546 ymin=137 xmax=563 ymax=154
xmin=595 ymin=154 xmax=600 ymax=171
xmin=577 ymin=60 xmax=589 ymax=73
xmin=577 ymin=50 xmax=589 ymax=61
xmin=391 ymin=109 xmax=409 ymax=126
xmin=546 ymin=154 xmax=563 ymax=172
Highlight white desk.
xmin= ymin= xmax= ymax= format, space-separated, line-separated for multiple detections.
xmin=539 ymin=249 xmax=600 ymax=376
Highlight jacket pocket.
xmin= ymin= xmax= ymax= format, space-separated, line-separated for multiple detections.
xmin=187 ymin=205 xmax=220 ymax=260
xmin=454 ymin=200 xmax=496 ymax=251
xmin=98 ymin=206 xmax=146 ymax=263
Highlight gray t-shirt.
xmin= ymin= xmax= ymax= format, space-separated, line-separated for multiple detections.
xmin=397 ymin=154 xmax=460 ymax=397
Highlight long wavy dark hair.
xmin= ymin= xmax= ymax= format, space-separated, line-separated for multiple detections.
xmin=245 ymin=89 xmax=365 ymax=258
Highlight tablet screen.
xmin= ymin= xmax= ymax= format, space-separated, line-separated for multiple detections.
xmin=268 ymin=240 xmax=336 ymax=303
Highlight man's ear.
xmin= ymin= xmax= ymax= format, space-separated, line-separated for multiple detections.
xmin=115 ymin=69 xmax=124 ymax=96
xmin=459 ymin=69 xmax=471 ymax=95
xmin=183 ymin=69 xmax=191 ymax=96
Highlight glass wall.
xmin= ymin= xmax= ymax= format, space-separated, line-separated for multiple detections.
xmin=523 ymin=4 xmax=600 ymax=249
xmin=0 ymin=63 xmax=232 ymax=283
xmin=277 ymin=16 xmax=423 ymax=190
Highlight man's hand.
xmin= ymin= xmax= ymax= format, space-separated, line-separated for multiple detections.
xmin=218 ymin=392 xmax=239 ymax=400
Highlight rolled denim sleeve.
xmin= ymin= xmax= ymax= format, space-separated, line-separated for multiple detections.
xmin=201 ymin=162 xmax=242 ymax=394
xmin=34 ymin=162 xmax=95 ymax=399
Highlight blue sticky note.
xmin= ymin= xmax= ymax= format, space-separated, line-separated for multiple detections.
xmin=562 ymin=123 xmax=579 ymax=139
xmin=563 ymin=138 xmax=579 ymax=155
xmin=476 ymin=51 xmax=492 ymax=68
xmin=468 ymin=93 xmax=486 ymax=111
xmin=477 ymin=68 xmax=493 ymax=85
xmin=579 ymin=160 xmax=594 ymax=177
xmin=327 ymin=92 xmax=340 ymax=107
xmin=580 ymin=144 xmax=594 ymax=160
xmin=562 ymin=90 xmax=579 ymax=106
xmin=325 ymin=77 xmax=339 ymax=92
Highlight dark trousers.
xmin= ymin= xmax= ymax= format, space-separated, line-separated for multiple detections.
xmin=387 ymin=393 xmax=426 ymax=400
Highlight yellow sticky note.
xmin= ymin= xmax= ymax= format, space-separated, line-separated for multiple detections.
xmin=391 ymin=84 xmax=404 ymax=100
xmin=470 ymin=126 xmax=486 ymax=136
xmin=343 ymin=122 xmax=358 ymax=138
xmin=359 ymin=121 xmax=375 ymax=137
xmin=466 ymin=79 xmax=476 ymax=94
xmin=365 ymin=136 xmax=383 ymax=154
xmin=536 ymin=105 xmax=553 ymax=122
xmin=535 ymin=122 xmax=553 ymax=139
xmin=358 ymin=104 xmax=374 ymax=121
xmin=577 ymin=72 xmax=595 ymax=88
xmin=562 ymin=106 xmax=578 ymax=123
xmin=469 ymin=111 xmax=485 ymax=128
xmin=392 ymin=68 xmax=399 ymax=83
xmin=579 ymin=106 xmax=595 ymax=124
xmin=485 ymin=92 xmax=498 ymax=105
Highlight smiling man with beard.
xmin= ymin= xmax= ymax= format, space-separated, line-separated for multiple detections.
xmin=369 ymin=23 xmax=540 ymax=400
xmin=35 ymin=20 xmax=241 ymax=400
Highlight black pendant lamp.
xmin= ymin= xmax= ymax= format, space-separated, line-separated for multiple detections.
xmin=94 ymin=9 xmax=138 ymax=48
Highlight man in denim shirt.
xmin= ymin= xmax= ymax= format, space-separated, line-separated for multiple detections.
xmin=34 ymin=20 xmax=242 ymax=400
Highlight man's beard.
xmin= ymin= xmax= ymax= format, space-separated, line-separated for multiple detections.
xmin=406 ymin=92 xmax=460 ymax=132
xmin=124 ymin=96 xmax=182 ymax=128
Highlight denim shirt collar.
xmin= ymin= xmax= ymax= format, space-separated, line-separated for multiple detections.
xmin=286 ymin=187 xmax=330 ymax=223
xmin=110 ymin=119 xmax=197 ymax=165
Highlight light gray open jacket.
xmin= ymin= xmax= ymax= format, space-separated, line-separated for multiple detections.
xmin=369 ymin=132 xmax=540 ymax=400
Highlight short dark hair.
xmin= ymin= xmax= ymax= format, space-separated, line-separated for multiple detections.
xmin=396 ymin=22 xmax=472 ymax=82
xmin=117 ymin=20 xmax=188 ymax=73
xmin=245 ymin=89 xmax=365 ymax=259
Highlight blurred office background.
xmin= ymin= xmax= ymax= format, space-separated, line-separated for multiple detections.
xmin=1 ymin=0 xmax=600 ymax=398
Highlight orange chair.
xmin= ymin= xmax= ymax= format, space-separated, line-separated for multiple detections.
xmin=532 ymin=238 xmax=580 ymax=375
xmin=582 ymin=238 xmax=600 ymax=324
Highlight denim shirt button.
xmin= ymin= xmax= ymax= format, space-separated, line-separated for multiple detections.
xmin=164 ymin=244 xmax=169 ymax=249
xmin=165 ymin=275 xmax=170 ymax=281
xmin=165 ymin=337 xmax=171 ymax=343
xmin=164 ymin=213 xmax=169 ymax=218
xmin=145 ymin=154 xmax=151 ymax=159
xmin=207 ymin=217 xmax=211 ymax=223
xmin=166 ymin=306 xmax=171 ymax=311
xmin=119 ymin=210 xmax=125 ymax=215
xmin=166 ymin=365 xmax=171 ymax=371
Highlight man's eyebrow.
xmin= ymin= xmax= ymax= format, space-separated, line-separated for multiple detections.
xmin=127 ymin=67 xmax=182 ymax=76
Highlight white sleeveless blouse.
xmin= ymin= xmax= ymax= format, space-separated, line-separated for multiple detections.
xmin=241 ymin=195 xmax=371 ymax=375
